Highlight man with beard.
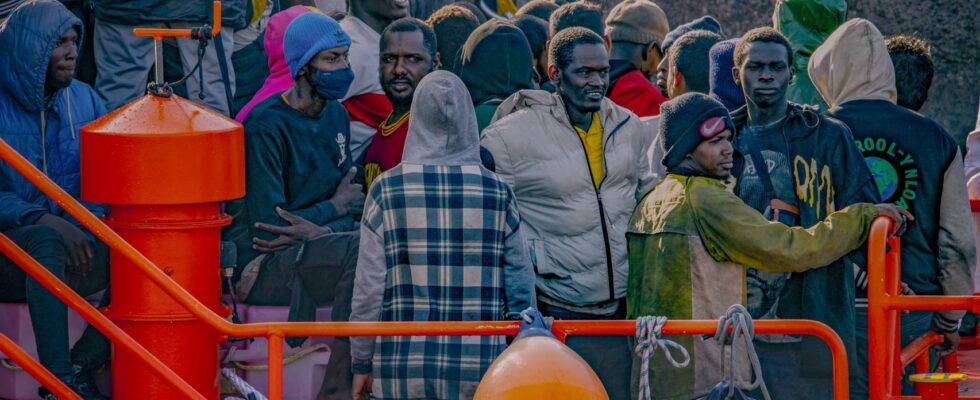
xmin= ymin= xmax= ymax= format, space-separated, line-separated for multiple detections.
xmin=482 ymin=27 xmax=657 ymax=400
xmin=361 ymin=18 xmax=439 ymax=189
xmin=222 ymin=13 xmax=365 ymax=400
xmin=342 ymin=0 xmax=411 ymax=160
xmin=729 ymin=27 xmax=880 ymax=400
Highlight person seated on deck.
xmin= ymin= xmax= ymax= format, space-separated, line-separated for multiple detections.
xmin=0 ymin=1 xmax=112 ymax=398
xmin=626 ymin=92 xmax=912 ymax=400
xmin=221 ymin=12 xmax=364 ymax=400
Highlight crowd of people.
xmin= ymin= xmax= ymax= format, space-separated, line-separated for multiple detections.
xmin=0 ymin=0 xmax=977 ymax=400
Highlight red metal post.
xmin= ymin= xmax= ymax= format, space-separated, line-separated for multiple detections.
xmin=868 ymin=217 xmax=897 ymax=399
xmin=80 ymin=87 xmax=243 ymax=398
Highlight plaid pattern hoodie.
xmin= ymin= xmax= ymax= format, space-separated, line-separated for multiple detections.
xmin=349 ymin=72 xmax=535 ymax=400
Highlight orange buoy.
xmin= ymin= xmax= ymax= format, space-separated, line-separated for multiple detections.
xmin=473 ymin=310 xmax=609 ymax=400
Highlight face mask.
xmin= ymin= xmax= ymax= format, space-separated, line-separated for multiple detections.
xmin=310 ymin=66 xmax=355 ymax=101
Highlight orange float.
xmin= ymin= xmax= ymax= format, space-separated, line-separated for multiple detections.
xmin=474 ymin=311 xmax=609 ymax=400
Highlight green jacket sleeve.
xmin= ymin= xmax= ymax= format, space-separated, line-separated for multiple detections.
xmin=689 ymin=183 xmax=878 ymax=273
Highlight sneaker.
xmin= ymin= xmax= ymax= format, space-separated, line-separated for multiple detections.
xmin=72 ymin=363 xmax=109 ymax=400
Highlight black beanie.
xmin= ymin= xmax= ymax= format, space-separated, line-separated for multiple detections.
xmin=660 ymin=92 xmax=734 ymax=168
xmin=662 ymin=16 xmax=725 ymax=53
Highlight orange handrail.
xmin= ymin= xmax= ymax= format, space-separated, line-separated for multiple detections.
xmin=0 ymin=333 xmax=80 ymax=400
xmin=0 ymin=234 xmax=208 ymax=400
xmin=132 ymin=1 xmax=221 ymax=40
xmin=867 ymin=216 xmax=980 ymax=400
xmin=0 ymin=132 xmax=853 ymax=399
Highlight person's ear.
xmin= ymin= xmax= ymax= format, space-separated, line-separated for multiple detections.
xmin=732 ymin=66 xmax=741 ymax=87
xmin=548 ymin=64 xmax=560 ymax=84
xmin=433 ymin=52 xmax=443 ymax=71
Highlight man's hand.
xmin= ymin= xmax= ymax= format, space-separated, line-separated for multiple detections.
xmin=874 ymin=203 xmax=915 ymax=236
xmin=253 ymin=207 xmax=329 ymax=253
xmin=352 ymin=373 xmax=372 ymax=400
xmin=934 ymin=330 xmax=960 ymax=358
xmin=330 ymin=167 xmax=365 ymax=217
xmin=37 ymin=213 xmax=94 ymax=275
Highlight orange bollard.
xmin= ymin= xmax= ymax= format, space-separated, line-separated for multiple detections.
xmin=80 ymin=93 xmax=243 ymax=399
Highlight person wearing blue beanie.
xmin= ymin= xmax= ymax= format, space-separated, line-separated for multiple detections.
xmin=655 ymin=16 xmax=725 ymax=98
xmin=225 ymin=9 xmax=365 ymax=400
xmin=708 ymin=38 xmax=745 ymax=111
xmin=284 ymin=12 xmax=354 ymax=98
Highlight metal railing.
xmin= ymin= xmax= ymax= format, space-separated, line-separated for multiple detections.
xmin=867 ymin=217 xmax=980 ymax=399
xmin=0 ymin=135 xmax=851 ymax=399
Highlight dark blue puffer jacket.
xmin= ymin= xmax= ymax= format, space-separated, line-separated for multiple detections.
xmin=0 ymin=0 xmax=108 ymax=230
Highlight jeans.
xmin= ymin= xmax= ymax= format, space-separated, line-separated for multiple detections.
xmin=243 ymin=232 xmax=359 ymax=400
xmin=0 ymin=225 xmax=110 ymax=378
xmin=852 ymin=309 xmax=934 ymax=400
xmin=539 ymin=301 xmax=631 ymax=400
xmin=754 ymin=340 xmax=833 ymax=400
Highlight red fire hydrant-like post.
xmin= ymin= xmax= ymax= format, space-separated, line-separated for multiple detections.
xmin=78 ymin=33 xmax=244 ymax=400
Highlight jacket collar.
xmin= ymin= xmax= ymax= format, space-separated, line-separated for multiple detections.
xmin=732 ymin=101 xmax=822 ymax=141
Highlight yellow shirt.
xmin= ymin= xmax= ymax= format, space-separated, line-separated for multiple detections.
xmin=575 ymin=113 xmax=604 ymax=188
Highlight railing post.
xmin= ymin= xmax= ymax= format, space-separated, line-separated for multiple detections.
xmin=268 ymin=333 xmax=284 ymax=400
xmin=868 ymin=217 xmax=897 ymax=399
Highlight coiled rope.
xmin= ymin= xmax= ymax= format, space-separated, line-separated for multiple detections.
xmin=634 ymin=316 xmax=691 ymax=400
xmin=713 ymin=304 xmax=771 ymax=400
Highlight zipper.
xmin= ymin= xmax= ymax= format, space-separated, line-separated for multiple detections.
xmin=570 ymin=113 xmax=630 ymax=302
xmin=40 ymin=110 xmax=48 ymax=175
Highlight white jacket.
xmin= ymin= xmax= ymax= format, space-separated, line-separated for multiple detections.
xmin=481 ymin=90 xmax=659 ymax=313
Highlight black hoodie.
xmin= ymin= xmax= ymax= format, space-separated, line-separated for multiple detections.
xmin=457 ymin=20 xmax=536 ymax=130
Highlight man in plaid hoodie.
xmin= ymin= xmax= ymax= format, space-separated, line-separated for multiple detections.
xmin=349 ymin=71 xmax=536 ymax=400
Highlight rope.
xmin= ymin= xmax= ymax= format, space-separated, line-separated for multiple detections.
xmin=222 ymin=367 xmax=267 ymax=400
xmin=634 ymin=316 xmax=691 ymax=400
xmin=1 ymin=358 xmax=22 ymax=371
xmin=713 ymin=305 xmax=771 ymax=400
xmin=227 ymin=343 xmax=330 ymax=372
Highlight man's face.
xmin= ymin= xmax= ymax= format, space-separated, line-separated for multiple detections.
xmin=734 ymin=42 xmax=792 ymax=109
xmin=639 ymin=42 xmax=662 ymax=80
xmin=655 ymin=47 xmax=670 ymax=97
xmin=46 ymin=28 xmax=78 ymax=93
xmin=551 ymin=43 xmax=609 ymax=115
xmin=380 ymin=30 xmax=434 ymax=108
xmin=302 ymin=45 xmax=351 ymax=77
xmin=690 ymin=129 xmax=735 ymax=179
xmin=359 ymin=0 xmax=409 ymax=22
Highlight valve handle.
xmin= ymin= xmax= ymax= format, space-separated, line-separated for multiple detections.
xmin=131 ymin=1 xmax=222 ymax=87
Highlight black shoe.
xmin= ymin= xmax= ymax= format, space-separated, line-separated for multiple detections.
xmin=38 ymin=374 xmax=74 ymax=400
xmin=72 ymin=363 xmax=109 ymax=400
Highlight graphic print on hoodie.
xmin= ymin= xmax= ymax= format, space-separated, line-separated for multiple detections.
xmin=809 ymin=19 xmax=975 ymax=310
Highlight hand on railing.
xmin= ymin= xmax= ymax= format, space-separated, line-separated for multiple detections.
xmin=873 ymin=203 xmax=914 ymax=237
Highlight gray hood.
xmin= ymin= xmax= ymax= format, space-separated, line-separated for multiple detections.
xmin=403 ymin=71 xmax=482 ymax=165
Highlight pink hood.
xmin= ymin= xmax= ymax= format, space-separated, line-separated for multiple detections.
xmin=235 ymin=6 xmax=314 ymax=122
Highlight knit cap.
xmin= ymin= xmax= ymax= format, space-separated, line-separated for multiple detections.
xmin=661 ymin=16 xmax=724 ymax=53
xmin=708 ymin=38 xmax=744 ymax=111
xmin=660 ymin=92 xmax=734 ymax=168
xmin=604 ymin=0 xmax=669 ymax=46
xmin=283 ymin=12 xmax=352 ymax=78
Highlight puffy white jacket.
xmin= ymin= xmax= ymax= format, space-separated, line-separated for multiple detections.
xmin=481 ymin=90 xmax=659 ymax=312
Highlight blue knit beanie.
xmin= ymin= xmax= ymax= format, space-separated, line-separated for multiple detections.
xmin=662 ymin=16 xmax=724 ymax=53
xmin=709 ymin=39 xmax=745 ymax=111
xmin=283 ymin=12 xmax=352 ymax=78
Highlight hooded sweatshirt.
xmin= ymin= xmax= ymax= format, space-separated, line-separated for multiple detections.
xmin=773 ymin=0 xmax=846 ymax=109
xmin=810 ymin=18 xmax=975 ymax=331
xmin=349 ymin=71 xmax=535 ymax=399
xmin=457 ymin=20 xmax=536 ymax=132
xmin=235 ymin=6 xmax=312 ymax=123
xmin=0 ymin=0 xmax=108 ymax=230
xmin=708 ymin=38 xmax=744 ymax=111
